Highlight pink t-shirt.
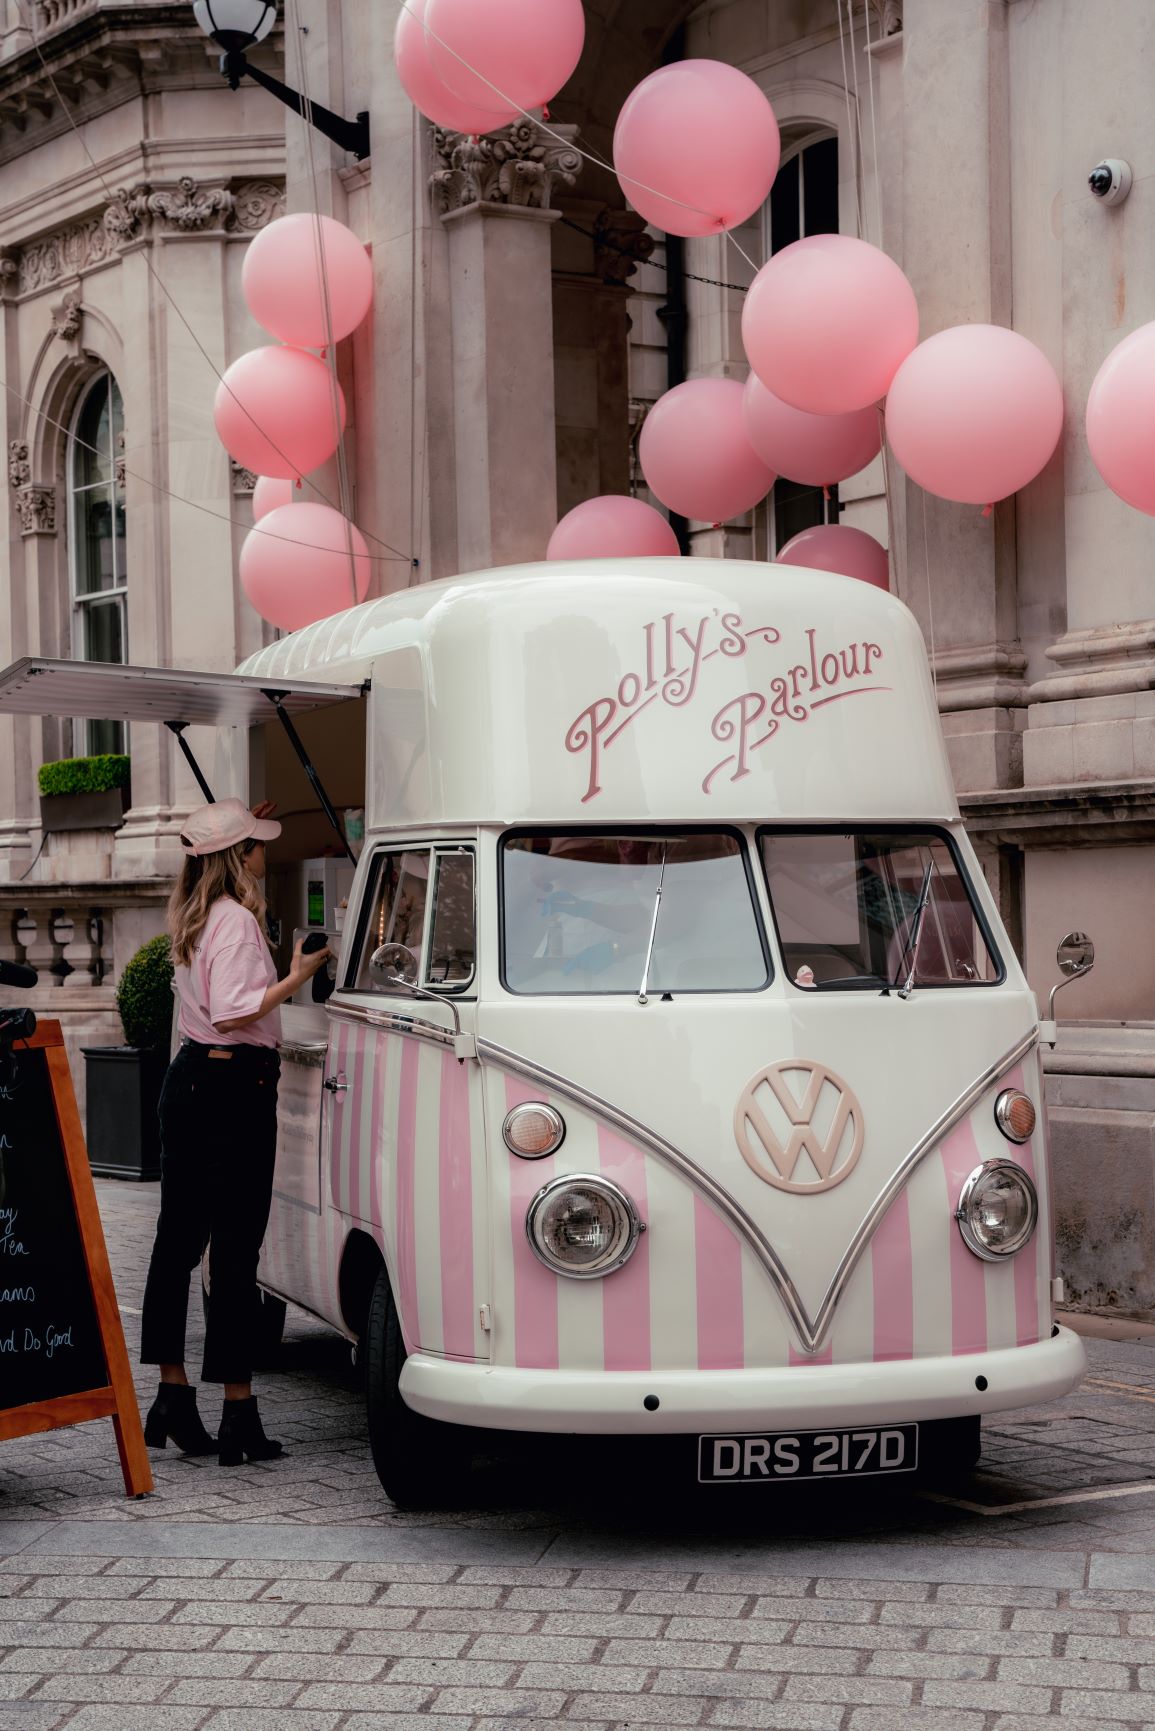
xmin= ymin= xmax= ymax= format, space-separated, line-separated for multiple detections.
xmin=175 ymin=898 xmax=281 ymax=1048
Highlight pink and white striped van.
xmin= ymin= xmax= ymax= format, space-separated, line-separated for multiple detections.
xmin=0 ymin=557 xmax=1088 ymax=1504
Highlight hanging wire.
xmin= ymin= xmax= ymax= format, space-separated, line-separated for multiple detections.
xmin=287 ymin=0 xmax=363 ymax=605
xmin=18 ymin=0 xmax=414 ymax=567
xmin=862 ymin=0 xmax=885 ymax=249
xmin=920 ymin=487 xmax=939 ymax=708
xmin=0 ymin=376 xmax=408 ymax=562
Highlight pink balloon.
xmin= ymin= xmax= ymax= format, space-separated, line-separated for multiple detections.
xmin=547 ymin=495 xmax=680 ymax=560
xmin=240 ymin=503 xmax=371 ymax=633
xmin=426 ymin=0 xmax=584 ymax=114
xmin=214 ymin=347 xmax=346 ymax=481
xmin=743 ymin=374 xmax=882 ymax=487
xmin=639 ymin=379 xmax=775 ymax=524
xmin=777 ymin=524 xmax=890 ymax=590
xmin=252 ymin=476 xmax=294 ymax=521
xmin=614 ymin=61 xmax=780 ymax=239
xmin=886 ymin=325 xmax=1063 ymax=505
xmin=242 ymin=215 xmax=372 ymax=349
xmin=394 ymin=0 xmax=519 ymax=132
xmin=1086 ymin=322 xmax=1155 ymax=514
xmin=743 ymin=235 xmax=919 ymax=415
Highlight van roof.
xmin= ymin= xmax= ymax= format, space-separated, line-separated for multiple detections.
xmin=237 ymin=558 xmax=959 ymax=826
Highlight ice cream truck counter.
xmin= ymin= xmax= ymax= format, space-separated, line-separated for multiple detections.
xmin=0 ymin=558 xmax=1087 ymax=1504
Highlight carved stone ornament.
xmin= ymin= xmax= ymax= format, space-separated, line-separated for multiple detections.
xmin=869 ymin=0 xmax=903 ymax=34
xmin=7 ymin=441 xmax=29 ymax=491
xmin=51 ymin=291 xmax=82 ymax=341
xmin=231 ymin=460 xmax=257 ymax=494
xmin=11 ymin=178 xmax=287 ymax=297
xmin=593 ymin=209 xmax=655 ymax=286
xmin=430 ymin=119 xmax=581 ymax=215
xmin=16 ymin=485 xmax=55 ymax=536
xmin=146 ymin=176 xmax=234 ymax=232
xmin=232 ymin=180 xmax=287 ymax=232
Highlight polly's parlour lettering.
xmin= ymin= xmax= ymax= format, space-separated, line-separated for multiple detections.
xmin=565 ymin=611 xmax=888 ymax=801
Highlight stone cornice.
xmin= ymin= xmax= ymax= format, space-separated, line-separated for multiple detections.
xmin=0 ymin=6 xmax=284 ymax=153
xmin=7 ymin=175 xmax=285 ymax=297
xmin=961 ymin=779 xmax=1155 ymax=847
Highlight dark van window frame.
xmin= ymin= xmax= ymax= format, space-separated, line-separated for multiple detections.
xmin=343 ymin=841 xmax=478 ymax=999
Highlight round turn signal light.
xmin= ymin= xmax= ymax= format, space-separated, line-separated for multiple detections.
xmin=502 ymin=1102 xmax=565 ymax=1159
xmin=994 ymin=1089 xmax=1036 ymax=1144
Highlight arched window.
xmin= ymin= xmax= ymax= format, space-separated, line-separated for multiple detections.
xmin=765 ymin=130 xmax=840 ymax=554
xmin=68 ymin=372 xmax=126 ymax=755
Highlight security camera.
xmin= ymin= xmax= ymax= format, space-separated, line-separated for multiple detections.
xmin=1088 ymin=159 xmax=1133 ymax=205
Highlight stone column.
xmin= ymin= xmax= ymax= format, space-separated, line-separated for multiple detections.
xmin=432 ymin=122 xmax=580 ymax=573
xmin=898 ymin=0 xmax=1023 ymax=793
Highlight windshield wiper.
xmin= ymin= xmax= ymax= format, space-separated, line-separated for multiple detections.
xmin=636 ymin=842 xmax=668 ymax=1006
xmin=896 ymin=859 xmax=934 ymax=1000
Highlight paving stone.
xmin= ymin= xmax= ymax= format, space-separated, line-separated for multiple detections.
xmin=1012 ymin=1607 xmax=1123 ymax=1633
xmin=866 ymin=1652 xmax=993 ymax=1680
xmin=505 ymin=1589 xmax=627 ymax=1614
xmin=559 ymin=1694 xmax=700 ymax=1723
xmin=733 ymin=1645 xmax=859 ymax=1674
xmin=751 ymin=1596 xmax=875 ymax=1624
xmin=814 ymin=1580 xmax=931 ymax=1602
xmin=601 ymin=1638 xmax=733 ymax=1669
xmin=50 ymin=1710 xmax=207 ymax=1731
xmin=172 ymin=1600 xmax=294 ymax=1626
xmin=377 ymin=1584 xmax=504 ymax=1609
xmin=921 ymin=1680 xmax=1055 ymax=1712
xmin=344 ymin=1631 xmax=470 ymax=1659
xmin=107 ymin=1558 xmax=225 ymax=1578
xmin=53 ymin=1599 xmax=176 ymax=1624
xmin=1056 ymin=1693 xmax=1153 ymax=1721
xmin=0 ymin=1705 xmax=69 ymax=1730
xmin=516 ymin=1663 xmax=649 ymax=1694
xmin=215 ymin=1626 xmax=345 ymax=1654
xmin=256 ymin=1578 xmax=379 ymax=1605
xmin=165 ymin=1678 xmax=304 ymax=1707
xmin=285 ymin=1604 xmax=420 ymax=1630
xmin=1066 ymin=1633 xmax=1155 ymax=1663
xmin=784 ymin=1675 xmax=916 ymax=1705
xmin=0 ymin=1683 xmax=33 ymax=1705
xmin=997 ymin=1655 xmax=1130 ymax=1687
xmin=880 ymin=1600 xmax=1005 ymax=1629
xmin=846 ymin=1713 xmax=987 ymax=1731
xmin=89 ymin=1624 xmax=220 ymax=1651
xmin=28 ymin=1675 xmax=169 ymax=1703
xmin=936 ymin=1584 xmax=1060 ymax=1608
xmin=200 ymin=1714 xmax=343 ymax=1731
xmin=422 ymin=1688 xmax=566 ymax=1717
xmin=466 ymin=1635 xmax=599 ymax=1663
xmin=138 ymin=1578 xmax=263 ymax=1601
xmin=926 ymin=1627 xmax=1055 ymax=1657
xmin=791 ymin=1621 xmax=919 ymax=1650
xmin=416 ymin=1610 xmax=537 ymax=1635
xmin=0 ymin=1651 xmax=121 ymax=1676
xmin=121 ymin=1652 xmax=255 ymax=1678
xmin=537 ymin=1612 xmax=665 ymax=1639
xmin=294 ymin=1683 xmax=434 ymax=1712
xmin=627 ymin=1591 xmax=749 ymax=1618
xmin=703 ymin=1703 xmax=842 ymax=1729
xmin=220 ymin=1559 xmax=343 ymax=1580
xmin=0 ymin=1623 xmax=102 ymax=1649
xmin=666 ymin=1617 xmax=788 ymax=1645
xmin=387 ymin=1659 xmax=517 ymax=1688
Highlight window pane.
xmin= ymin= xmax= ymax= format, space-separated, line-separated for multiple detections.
xmin=73 ymin=489 xmax=117 ymax=595
xmin=760 ymin=830 xmax=1000 ymax=990
xmin=113 ymin=494 xmax=127 ymax=587
xmin=87 ymin=718 xmax=124 ymax=756
xmin=770 ymin=152 xmax=800 ymax=253
xmin=427 ymin=852 xmax=475 ymax=987
xmin=802 ymin=136 xmax=839 ymax=236
xmin=72 ymin=379 xmax=112 ymax=490
xmin=82 ymin=596 xmax=124 ymax=665
xmin=502 ymin=832 xmax=768 ymax=996
xmin=353 ymin=851 xmax=430 ymax=993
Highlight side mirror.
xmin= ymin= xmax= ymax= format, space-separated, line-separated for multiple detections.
xmin=1046 ymin=930 xmax=1095 ymax=1024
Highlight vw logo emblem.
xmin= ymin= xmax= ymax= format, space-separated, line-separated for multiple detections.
xmin=734 ymin=1061 xmax=864 ymax=1194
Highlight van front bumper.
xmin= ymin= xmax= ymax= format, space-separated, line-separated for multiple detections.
xmin=400 ymin=1326 xmax=1087 ymax=1434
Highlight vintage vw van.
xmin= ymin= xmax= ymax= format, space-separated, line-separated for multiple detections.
xmin=0 ymin=559 xmax=1087 ymax=1503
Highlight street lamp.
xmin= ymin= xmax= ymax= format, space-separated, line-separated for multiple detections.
xmin=193 ymin=1 xmax=370 ymax=161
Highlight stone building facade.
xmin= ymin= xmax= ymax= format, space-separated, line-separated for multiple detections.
xmin=2 ymin=0 xmax=1154 ymax=1311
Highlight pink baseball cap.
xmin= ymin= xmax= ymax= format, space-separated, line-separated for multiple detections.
xmin=179 ymin=798 xmax=281 ymax=858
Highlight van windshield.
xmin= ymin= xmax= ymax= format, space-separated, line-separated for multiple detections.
xmin=759 ymin=829 xmax=1001 ymax=991
xmin=501 ymin=832 xmax=769 ymax=996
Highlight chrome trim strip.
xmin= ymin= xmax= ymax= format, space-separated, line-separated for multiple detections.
xmin=476 ymin=1027 xmax=1039 ymax=1355
xmin=326 ymin=997 xmax=456 ymax=1052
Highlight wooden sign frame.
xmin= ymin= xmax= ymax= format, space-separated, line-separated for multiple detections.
xmin=0 ymin=1020 xmax=152 ymax=1498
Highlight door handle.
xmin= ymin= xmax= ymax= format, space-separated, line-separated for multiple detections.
xmin=323 ymin=1075 xmax=348 ymax=1095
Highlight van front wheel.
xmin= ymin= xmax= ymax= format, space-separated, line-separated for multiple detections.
xmin=364 ymin=1266 xmax=469 ymax=1508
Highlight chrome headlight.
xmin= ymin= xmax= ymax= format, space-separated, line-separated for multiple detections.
xmin=526 ymin=1174 xmax=643 ymax=1279
xmin=956 ymin=1159 xmax=1038 ymax=1261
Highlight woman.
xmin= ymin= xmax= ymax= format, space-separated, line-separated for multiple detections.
xmin=139 ymin=797 xmax=330 ymax=1465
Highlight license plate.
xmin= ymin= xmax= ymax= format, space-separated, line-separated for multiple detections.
xmin=698 ymin=1423 xmax=918 ymax=1483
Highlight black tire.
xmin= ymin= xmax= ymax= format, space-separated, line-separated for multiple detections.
xmin=365 ymin=1265 xmax=469 ymax=1507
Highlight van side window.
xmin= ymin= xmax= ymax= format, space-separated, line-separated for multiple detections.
xmin=428 ymin=852 xmax=476 ymax=987
xmin=351 ymin=846 xmax=476 ymax=995
xmin=354 ymin=850 xmax=430 ymax=993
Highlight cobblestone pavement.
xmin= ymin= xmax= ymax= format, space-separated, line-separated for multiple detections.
xmin=0 ymin=1179 xmax=1153 ymax=1729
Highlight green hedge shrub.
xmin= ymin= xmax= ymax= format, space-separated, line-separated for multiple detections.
xmin=117 ymin=934 xmax=174 ymax=1052
xmin=38 ymin=755 xmax=131 ymax=798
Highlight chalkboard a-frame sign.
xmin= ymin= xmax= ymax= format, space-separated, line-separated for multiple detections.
xmin=0 ymin=1020 xmax=151 ymax=1497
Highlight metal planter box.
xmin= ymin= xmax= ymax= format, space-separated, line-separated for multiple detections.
xmin=81 ymin=1046 xmax=166 ymax=1181
xmin=40 ymin=787 xmax=129 ymax=832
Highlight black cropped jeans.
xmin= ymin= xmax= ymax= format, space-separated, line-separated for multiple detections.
xmin=140 ymin=1041 xmax=280 ymax=1386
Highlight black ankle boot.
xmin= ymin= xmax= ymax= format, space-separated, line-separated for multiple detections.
xmin=218 ymin=1397 xmax=284 ymax=1467
xmin=142 ymin=1383 xmax=216 ymax=1456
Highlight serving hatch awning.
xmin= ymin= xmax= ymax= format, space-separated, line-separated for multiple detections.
xmin=0 ymin=657 xmax=365 ymax=727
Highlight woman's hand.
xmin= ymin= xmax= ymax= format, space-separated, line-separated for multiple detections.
xmin=251 ymin=800 xmax=277 ymax=821
xmin=291 ymin=937 xmax=331 ymax=987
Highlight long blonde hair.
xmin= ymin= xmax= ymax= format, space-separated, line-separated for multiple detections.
xmin=168 ymin=844 xmax=268 ymax=966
